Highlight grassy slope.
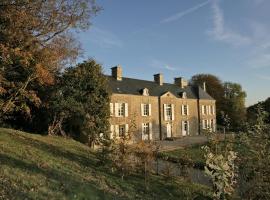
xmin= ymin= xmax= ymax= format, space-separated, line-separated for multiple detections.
xmin=0 ymin=128 xmax=211 ymax=200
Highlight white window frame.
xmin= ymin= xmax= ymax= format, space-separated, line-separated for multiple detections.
xmin=142 ymin=122 xmax=152 ymax=140
xmin=164 ymin=104 xmax=174 ymax=121
xmin=115 ymin=103 xmax=128 ymax=117
xmin=110 ymin=103 xmax=114 ymax=116
xmin=141 ymin=104 xmax=151 ymax=116
xmin=182 ymin=120 xmax=189 ymax=135
xmin=182 ymin=105 xmax=189 ymax=115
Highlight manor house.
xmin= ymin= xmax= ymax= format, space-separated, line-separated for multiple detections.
xmin=108 ymin=65 xmax=216 ymax=141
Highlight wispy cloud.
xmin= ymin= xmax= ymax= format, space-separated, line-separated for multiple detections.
xmin=160 ymin=0 xmax=211 ymax=24
xmin=256 ymin=74 xmax=270 ymax=80
xmin=150 ymin=59 xmax=177 ymax=71
xmin=208 ymin=0 xmax=252 ymax=46
xmin=86 ymin=27 xmax=123 ymax=49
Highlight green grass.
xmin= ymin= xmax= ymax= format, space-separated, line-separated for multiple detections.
xmin=0 ymin=128 xmax=211 ymax=200
xmin=162 ymin=144 xmax=205 ymax=165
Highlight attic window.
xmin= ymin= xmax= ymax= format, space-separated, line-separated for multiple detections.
xmin=181 ymin=92 xmax=187 ymax=99
xmin=142 ymin=88 xmax=149 ymax=96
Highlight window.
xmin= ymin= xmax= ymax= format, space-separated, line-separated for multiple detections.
xmin=110 ymin=103 xmax=113 ymax=116
xmin=142 ymin=123 xmax=152 ymax=140
xmin=142 ymin=123 xmax=150 ymax=135
xmin=183 ymin=121 xmax=188 ymax=131
xmin=141 ymin=104 xmax=151 ymax=116
xmin=119 ymin=103 xmax=125 ymax=116
xmin=119 ymin=125 xmax=126 ymax=137
xmin=182 ymin=121 xmax=189 ymax=136
xmin=202 ymin=105 xmax=207 ymax=115
xmin=210 ymin=119 xmax=216 ymax=132
xmin=202 ymin=119 xmax=208 ymax=129
xmin=211 ymin=105 xmax=215 ymax=115
xmin=165 ymin=104 xmax=172 ymax=120
xmin=182 ymin=105 xmax=189 ymax=115
xmin=115 ymin=103 xmax=128 ymax=117
xmin=142 ymin=88 xmax=149 ymax=96
xmin=164 ymin=104 xmax=174 ymax=121
xmin=182 ymin=92 xmax=187 ymax=98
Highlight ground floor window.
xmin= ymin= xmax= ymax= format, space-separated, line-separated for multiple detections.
xmin=142 ymin=123 xmax=152 ymax=140
xmin=119 ymin=124 xmax=126 ymax=137
xmin=182 ymin=121 xmax=189 ymax=136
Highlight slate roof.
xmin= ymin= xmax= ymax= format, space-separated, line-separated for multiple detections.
xmin=107 ymin=76 xmax=214 ymax=100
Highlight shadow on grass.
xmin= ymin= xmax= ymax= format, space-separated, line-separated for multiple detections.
xmin=8 ymin=134 xmax=97 ymax=169
xmin=0 ymin=153 xmax=120 ymax=200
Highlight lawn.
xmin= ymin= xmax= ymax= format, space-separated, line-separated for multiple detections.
xmin=0 ymin=128 xmax=211 ymax=200
xmin=161 ymin=144 xmax=205 ymax=168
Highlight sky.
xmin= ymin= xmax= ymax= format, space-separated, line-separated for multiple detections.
xmin=76 ymin=0 xmax=270 ymax=106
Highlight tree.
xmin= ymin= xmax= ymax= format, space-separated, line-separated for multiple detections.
xmin=0 ymin=0 xmax=100 ymax=126
xmin=238 ymin=106 xmax=270 ymax=199
xmin=190 ymin=74 xmax=225 ymax=124
xmin=49 ymin=59 xmax=110 ymax=147
xmin=223 ymin=82 xmax=246 ymax=130
xmin=247 ymin=97 xmax=270 ymax=124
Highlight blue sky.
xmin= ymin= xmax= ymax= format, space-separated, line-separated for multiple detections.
xmin=76 ymin=0 xmax=270 ymax=106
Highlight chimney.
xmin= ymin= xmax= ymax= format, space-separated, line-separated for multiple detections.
xmin=203 ymin=82 xmax=206 ymax=91
xmin=174 ymin=77 xmax=188 ymax=88
xmin=111 ymin=65 xmax=122 ymax=81
xmin=154 ymin=73 xmax=163 ymax=86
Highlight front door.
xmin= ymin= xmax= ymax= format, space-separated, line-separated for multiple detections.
xmin=166 ymin=123 xmax=172 ymax=138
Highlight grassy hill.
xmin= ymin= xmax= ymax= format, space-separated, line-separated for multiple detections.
xmin=0 ymin=128 xmax=211 ymax=200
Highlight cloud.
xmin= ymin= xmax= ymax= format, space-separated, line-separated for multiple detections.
xmin=248 ymin=53 xmax=270 ymax=69
xmin=86 ymin=27 xmax=123 ymax=49
xmin=150 ymin=59 xmax=177 ymax=71
xmin=256 ymin=74 xmax=270 ymax=80
xmin=160 ymin=0 xmax=211 ymax=24
xmin=208 ymin=0 xmax=252 ymax=46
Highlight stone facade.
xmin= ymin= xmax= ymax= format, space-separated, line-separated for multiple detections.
xmin=108 ymin=66 xmax=216 ymax=141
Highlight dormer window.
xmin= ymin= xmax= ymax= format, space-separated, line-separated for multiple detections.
xmin=142 ymin=88 xmax=149 ymax=96
xmin=181 ymin=92 xmax=187 ymax=98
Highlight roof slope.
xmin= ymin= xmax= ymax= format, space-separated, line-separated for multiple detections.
xmin=107 ymin=76 xmax=214 ymax=100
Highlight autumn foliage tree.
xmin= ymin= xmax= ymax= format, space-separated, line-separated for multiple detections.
xmin=0 ymin=0 xmax=100 ymax=126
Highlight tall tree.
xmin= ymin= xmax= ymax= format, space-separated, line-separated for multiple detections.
xmin=0 ymin=0 xmax=100 ymax=125
xmin=49 ymin=59 xmax=110 ymax=147
xmin=190 ymin=74 xmax=226 ymax=124
xmin=223 ymin=82 xmax=246 ymax=130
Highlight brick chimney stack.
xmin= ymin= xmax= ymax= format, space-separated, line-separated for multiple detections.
xmin=111 ymin=65 xmax=122 ymax=81
xmin=154 ymin=73 xmax=164 ymax=86
xmin=174 ymin=77 xmax=188 ymax=88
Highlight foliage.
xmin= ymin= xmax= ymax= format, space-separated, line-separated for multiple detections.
xmin=133 ymin=141 xmax=157 ymax=189
xmin=0 ymin=0 xmax=100 ymax=128
xmin=247 ymin=97 xmax=270 ymax=124
xmin=202 ymin=145 xmax=237 ymax=200
xmin=49 ymin=60 xmax=110 ymax=147
xmin=223 ymin=82 xmax=246 ymax=130
xmin=237 ymin=105 xmax=270 ymax=199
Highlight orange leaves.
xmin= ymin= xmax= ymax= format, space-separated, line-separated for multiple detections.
xmin=35 ymin=64 xmax=54 ymax=85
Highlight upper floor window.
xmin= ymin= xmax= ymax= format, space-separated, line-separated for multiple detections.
xmin=164 ymin=104 xmax=174 ymax=121
xmin=182 ymin=92 xmax=187 ymax=99
xmin=181 ymin=105 xmax=189 ymax=115
xmin=119 ymin=103 xmax=125 ymax=116
xmin=115 ymin=103 xmax=128 ymax=117
xmin=202 ymin=105 xmax=207 ymax=115
xmin=141 ymin=104 xmax=151 ymax=116
xmin=142 ymin=88 xmax=149 ymax=96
